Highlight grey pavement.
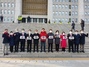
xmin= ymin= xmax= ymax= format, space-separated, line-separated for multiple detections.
xmin=0 ymin=59 xmax=89 ymax=67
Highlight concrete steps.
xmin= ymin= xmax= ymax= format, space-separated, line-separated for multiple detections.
xmin=0 ymin=23 xmax=89 ymax=58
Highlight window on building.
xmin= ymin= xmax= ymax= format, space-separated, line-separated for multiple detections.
xmin=8 ymin=3 xmax=11 ymax=7
xmin=72 ymin=12 xmax=74 ymax=16
xmin=69 ymin=0 xmax=71 ymax=2
xmin=33 ymin=18 xmax=37 ymax=22
xmin=4 ymin=17 xmax=7 ymax=22
xmin=69 ymin=5 xmax=71 ymax=9
xmin=85 ymin=5 xmax=87 ymax=9
xmin=7 ymin=10 xmax=11 ymax=14
xmin=62 ymin=11 xmax=64 ymax=15
xmin=1 ymin=9 xmax=4 ymax=14
xmin=39 ymin=18 xmax=43 ymax=23
xmin=62 ymin=5 xmax=65 ymax=9
xmin=59 ymin=5 xmax=61 ymax=8
xmin=69 ymin=18 xmax=71 ymax=22
xmin=4 ymin=10 xmax=7 ymax=14
xmin=11 ymin=10 xmax=14 ymax=14
xmin=85 ymin=12 xmax=87 ymax=16
xmin=11 ymin=17 xmax=14 ymax=21
xmin=65 ymin=5 xmax=68 ymax=9
xmin=1 ymin=2 xmax=4 ymax=7
xmin=75 ymin=5 xmax=78 ymax=9
xmin=59 ymin=12 xmax=61 ymax=15
xmin=65 ymin=11 xmax=68 ymax=15
xmin=69 ymin=11 xmax=71 ymax=16
xmin=11 ymin=3 xmax=15 ymax=8
xmin=75 ymin=11 xmax=78 ymax=15
xmin=4 ymin=3 xmax=7 ymax=7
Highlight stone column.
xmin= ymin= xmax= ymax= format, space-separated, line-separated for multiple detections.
xmin=78 ymin=0 xmax=84 ymax=23
xmin=48 ymin=0 xmax=53 ymax=23
xmin=15 ymin=0 xmax=22 ymax=23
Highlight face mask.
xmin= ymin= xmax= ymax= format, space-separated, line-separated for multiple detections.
xmin=10 ymin=33 xmax=13 ymax=35
xmin=22 ymin=31 xmax=25 ymax=33
xmin=35 ymin=32 xmax=38 ymax=34
xmin=81 ymin=31 xmax=84 ymax=34
xmin=63 ymin=33 xmax=65 ymax=35
xmin=75 ymin=32 xmax=78 ymax=35
xmin=56 ymin=32 xmax=59 ymax=34
xmin=49 ymin=30 xmax=52 ymax=33
xmin=29 ymin=31 xmax=31 ymax=34
xmin=69 ymin=31 xmax=72 ymax=34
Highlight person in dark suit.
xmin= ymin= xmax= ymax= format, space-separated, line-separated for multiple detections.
xmin=2 ymin=29 xmax=9 ymax=55
xmin=48 ymin=29 xmax=54 ymax=52
xmin=27 ymin=29 xmax=33 ymax=52
xmin=81 ymin=19 xmax=85 ymax=31
xmin=55 ymin=30 xmax=60 ymax=52
xmin=71 ymin=21 xmax=75 ymax=31
xmin=9 ymin=31 xmax=15 ymax=53
xmin=33 ymin=30 xmax=40 ymax=52
xmin=14 ymin=29 xmax=20 ymax=52
xmin=80 ymin=30 xmax=88 ymax=53
xmin=74 ymin=30 xmax=80 ymax=53
xmin=1 ymin=15 xmax=3 ymax=22
xmin=20 ymin=29 xmax=27 ymax=52
xmin=67 ymin=30 xmax=74 ymax=52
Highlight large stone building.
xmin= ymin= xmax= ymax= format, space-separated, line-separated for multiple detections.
xmin=0 ymin=0 xmax=89 ymax=23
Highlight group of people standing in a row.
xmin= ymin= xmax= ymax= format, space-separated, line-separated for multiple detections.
xmin=2 ymin=28 xmax=88 ymax=55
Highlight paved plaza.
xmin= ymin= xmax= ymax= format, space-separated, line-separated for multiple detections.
xmin=0 ymin=59 xmax=89 ymax=67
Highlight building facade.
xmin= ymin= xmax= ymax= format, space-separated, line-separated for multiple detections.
xmin=0 ymin=0 xmax=89 ymax=23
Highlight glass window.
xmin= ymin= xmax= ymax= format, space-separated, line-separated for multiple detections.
xmin=11 ymin=17 xmax=14 ymax=21
xmin=69 ymin=11 xmax=71 ymax=16
xmin=55 ymin=5 xmax=58 ymax=8
xmin=11 ymin=3 xmax=15 ymax=8
xmin=4 ymin=10 xmax=7 ymax=14
xmin=59 ymin=5 xmax=61 ymax=8
xmin=11 ymin=10 xmax=14 ymax=14
xmin=39 ymin=18 xmax=43 ymax=22
xmin=85 ymin=5 xmax=87 ymax=9
xmin=75 ymin=11 xmax=78 ymax=15
xmin=69 ymin=5 xmax=71 ymax=9
xmin=65 ymin=19 xmax=68 ymax=22
xmin=7 ymin=17 xmax=10 ymax=22
xmin=53 ymin=5 xmax=55 ymax=9
xmin=69 ymin=0 xmax=71 ymax=2
xmin=85 ymin=12 xmax=87 ymax=15
xmin=33 ymin=18 xmax=37 ymax=22
xmin=8 ymin=3 xmax=11 ymax=7
xmin=4 ymin=3 xmax=7 ymax=7
xmin=65 ymin=11 xmax=68 ymax=15
xmin=59 ymin=11 xmax=61 ymax=15
xmin=72 ymin=5 xmax=74 ymax=9
xmin=56 ymin=12 xmax=58 ymax=15
xmin=4 ymin=17 xmax=7 ymax=22
xmin=62 ymin=5 xmax=65 ymax=9
xmin=1 ymin=2 xmax=4 ymax=7
xmin=62 ymin=19 xmax=64 ymax=22
xmin=1 ymin=10 xmax=4 ymax=14
xmin=69 ymin=18 xmax=71 ymax=22
xmin=75 ymin=5 xmax=78 ymax=9
xmin=7 ymin=10 xmax=11 ymax=14
xmin=65 ymin=5 xmax=68 ymax=9
xmin=59 ymin=19 xmax=61 ymax=22
xmin=62 ymin=11 xmax=64 ymax=15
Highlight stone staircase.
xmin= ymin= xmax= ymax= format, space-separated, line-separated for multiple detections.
xmin=0 ymin=23 xmax=89 ymax=58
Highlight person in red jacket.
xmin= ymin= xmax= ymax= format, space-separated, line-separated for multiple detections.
xmin=60 ymin=31 xmax=67 ymax=52
xmin=40 ymin=28 xmax=47 ymax=52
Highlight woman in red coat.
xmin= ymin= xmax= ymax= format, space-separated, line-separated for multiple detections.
xmin=60 ymin=31 xmax=67 ymax=52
